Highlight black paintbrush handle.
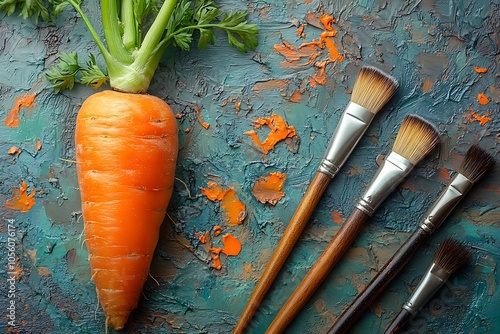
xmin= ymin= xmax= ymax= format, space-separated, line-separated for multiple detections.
xmin=327 ymin=228 xmax=427 ymax=334
xmin=384 ymin=308 xmax=412 ymax=334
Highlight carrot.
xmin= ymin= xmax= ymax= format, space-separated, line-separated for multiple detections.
xmin=1 ymin=0 xmax=258 ymax=330
xmin=75 ymin=91 xmax=178 ymax=329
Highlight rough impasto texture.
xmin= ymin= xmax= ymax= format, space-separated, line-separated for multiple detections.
xmin=0 ymin=0 xmax=498 ymax=333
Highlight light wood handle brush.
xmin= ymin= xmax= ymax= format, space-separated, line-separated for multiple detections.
xmin=266 ymin=114 xmax=440 ymax=334
xmin=384 ymin=239 xmax=471 ymax=334
xmin=327 ymin=144 xmax=495 ymax=334
xmin=233 ymin=67 xmax=398 ymax=334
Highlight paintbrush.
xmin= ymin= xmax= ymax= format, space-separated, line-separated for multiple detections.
xmin=384 ymin=239 xmax=471 ymax=334
xmin=265 ymin=114 xmax=440 ymax=334
xmin=233 ymin=66 xmax=398 ymax=333
xmin=326 ymin=144 xmax=495 ymax=334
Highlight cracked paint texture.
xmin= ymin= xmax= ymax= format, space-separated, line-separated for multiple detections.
xmin=0 ymin=0 xmax=498 ymax=333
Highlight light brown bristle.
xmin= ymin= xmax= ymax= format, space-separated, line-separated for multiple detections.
xmin=433 ymin=239 xmax=470 ymax=274
xmin=351 ymin=66 xmax=399 ymax=114
xmin=392 ymin=115 xmax=440 ymax=165
xmin=459 ymin=144 xmax=496 ymax=183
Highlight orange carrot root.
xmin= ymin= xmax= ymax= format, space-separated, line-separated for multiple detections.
xmin=76 ymin=90 xmax=178 ymax=329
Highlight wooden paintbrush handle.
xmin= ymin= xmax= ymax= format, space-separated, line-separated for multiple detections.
xmin=384 ymin=309 xmax=412 ymax=334
xmin=327 ymin=228 xmax=428 ymax=334
xmin=265 ymin=208 xmax=370 ymax=334
xmin=233 ymin=171 xmax=332 ymax=334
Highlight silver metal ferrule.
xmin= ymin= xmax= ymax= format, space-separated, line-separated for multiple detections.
xmin=318 ymin=102 xmax=375 ymax=178
xmin=356 ymin=152 xmax=414 ymax=216
xmin=402 ymin=263 xmax=450 ymax=314
xmin=419 ymin=173 xmax=474 ymax=234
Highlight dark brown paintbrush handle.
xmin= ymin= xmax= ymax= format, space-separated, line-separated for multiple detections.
xmin=265 ymin=208 xmax=369 ymax=334
xmin=327 ymin=228 xmax=428 ymax=334
xmin=384 ymin=309 xmax=412 ymax=334
xmin=233 ymin=171 xmax=332 ymax=334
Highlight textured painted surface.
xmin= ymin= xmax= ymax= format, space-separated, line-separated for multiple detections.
xmin=0 ymin=0 xmax=499 ymax=333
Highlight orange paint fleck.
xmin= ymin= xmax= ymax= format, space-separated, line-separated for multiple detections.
xmin=289 ymin=89 xmax=305 ymax=103
xmin=221 ymin=234 xmax=242 ymax=256
xmin=195 ymin=231 xmax=210 ymax=244
xmin=467 ymin=111 xmax=492 ymax=126
xmin=274 ymin=42 xmax=321 ymax=69
xmin=251 ymin=172 xmax=287 ymax=205
xmin=371 ymin=303 xmax=383 ymax=317
xmin=274 ymin=12 xmax=343 ymax=91
xmin=11 ymin=259 xmax=23 ymax=279
xmin=8 ymin=146 xmax=21 ymax=155
xmin=477 ymin=93 xmax=489 ymax=105
xmin=296 ymin=23 xmax=306 ymax=38
xmin=347 ymin=164 xmax=364 ymax=176
xmin=201 ymin=182 xmax=246 ymax=226
xmin=211 ymin=255 xmax=222 ymax=270
xmin=298 ymin=14 xmax=344 ymax=63
xmin=400 ymin=180 xmax=417 ymax=193
xmin=252 ymin=79 xmax=290 ymax=91
xmin=474 ymin=67 xmax=488 ymax=73
xmin=6 ymin=181 xmax=36 ymax=213
xmin=201 ymin=181 xmax=225 ymax=201
xmin=220 ymin=189 xmax=246 ymax=226
xmin=37 ymin=266 xmax=51 ymax=277
xmin=422 ymin=77 xmax=434 ymax=93
xmin=320 ymin=14 xmax=335 ymax=31
xmin=274 ymin=40 xmax=301 ymax=62
xmin=195 ymin=105 xmax=210 ymax=129
xmin=235 ymin=100 xmax=242 ymax=111
xmin=438 ymin=167 xmax=451 ymax=182
xmin=309 ymin=61 xmax=328 ymax=88
xmin=323 ymin=36 xmax=344 ymax=63
xmin=200 ymin=229 xmax=243 ymax=270
xmin=210 ymin=247 xmax=223 ymax=255
xmin=213 ymin=225 xmax=223 ymax=237
xmin=331 ymin=211 xmax=343 ymax=224
xmin=34 ymin=138 xmax=42 ymax=151
xmin=3 ymin=93 xmax=36 ymax=128
xmin=244 ymin=114 xmax=298 ymax=154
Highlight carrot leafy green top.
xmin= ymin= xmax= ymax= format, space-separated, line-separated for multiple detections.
xmin=1 ymin=0 xmax=259 ymax=93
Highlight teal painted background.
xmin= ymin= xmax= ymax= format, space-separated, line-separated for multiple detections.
xmin=1 ymin=0 xmax=499 ymax=333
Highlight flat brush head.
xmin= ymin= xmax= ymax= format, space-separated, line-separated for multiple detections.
xmin=351 ymin=66 xmax=399 ymax=114
xmin=433 ymin=238 xmax=471 ymax=274
xmin=459 ymin=144 xmax=496 ymax=183
xmin=392 ymin=115 xmax=440 ymax=165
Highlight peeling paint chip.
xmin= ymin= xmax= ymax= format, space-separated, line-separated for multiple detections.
xmin=244 ymin=114 xmax=298 ymax=154
xmin=252 ymin=172 xmax=287 ymax=205
xmin=477 ymin=93 xmax=489 ymax=105
xmin=474 ymin=67 xmax=488 ymax=73
xmin=6 ymin=181 xmax=36 ymax=213
xmin=201 ymin=182 xmax=246 ymax=226
xmin=4 ymin=93 xmax=36 ymax=128
xmin=221 ymin=234 xmax=242 ymax=256
xmin=467 ymin=110 xmax=492 ymax=126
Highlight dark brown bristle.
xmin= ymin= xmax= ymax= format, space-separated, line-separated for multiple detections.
xmin=459 ymin=145 xmax=496 ymax=183
xmin=351 ymin=66 xmax=399 ymax=114
xmin=392 ymin=115 xmax=440 ymax=165
xmin=433 ymin=239 xmax=471 ymax=274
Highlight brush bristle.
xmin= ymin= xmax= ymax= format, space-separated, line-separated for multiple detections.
xmin=392 ymin=115 xmax=440 ymax=165
xmin=433 ymin=239 xmax=471 ymax=274
xmin=351 ymin=66 xmax=399 ymax=114
xmin=459 ymin=145 xmax=496 ymax=183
